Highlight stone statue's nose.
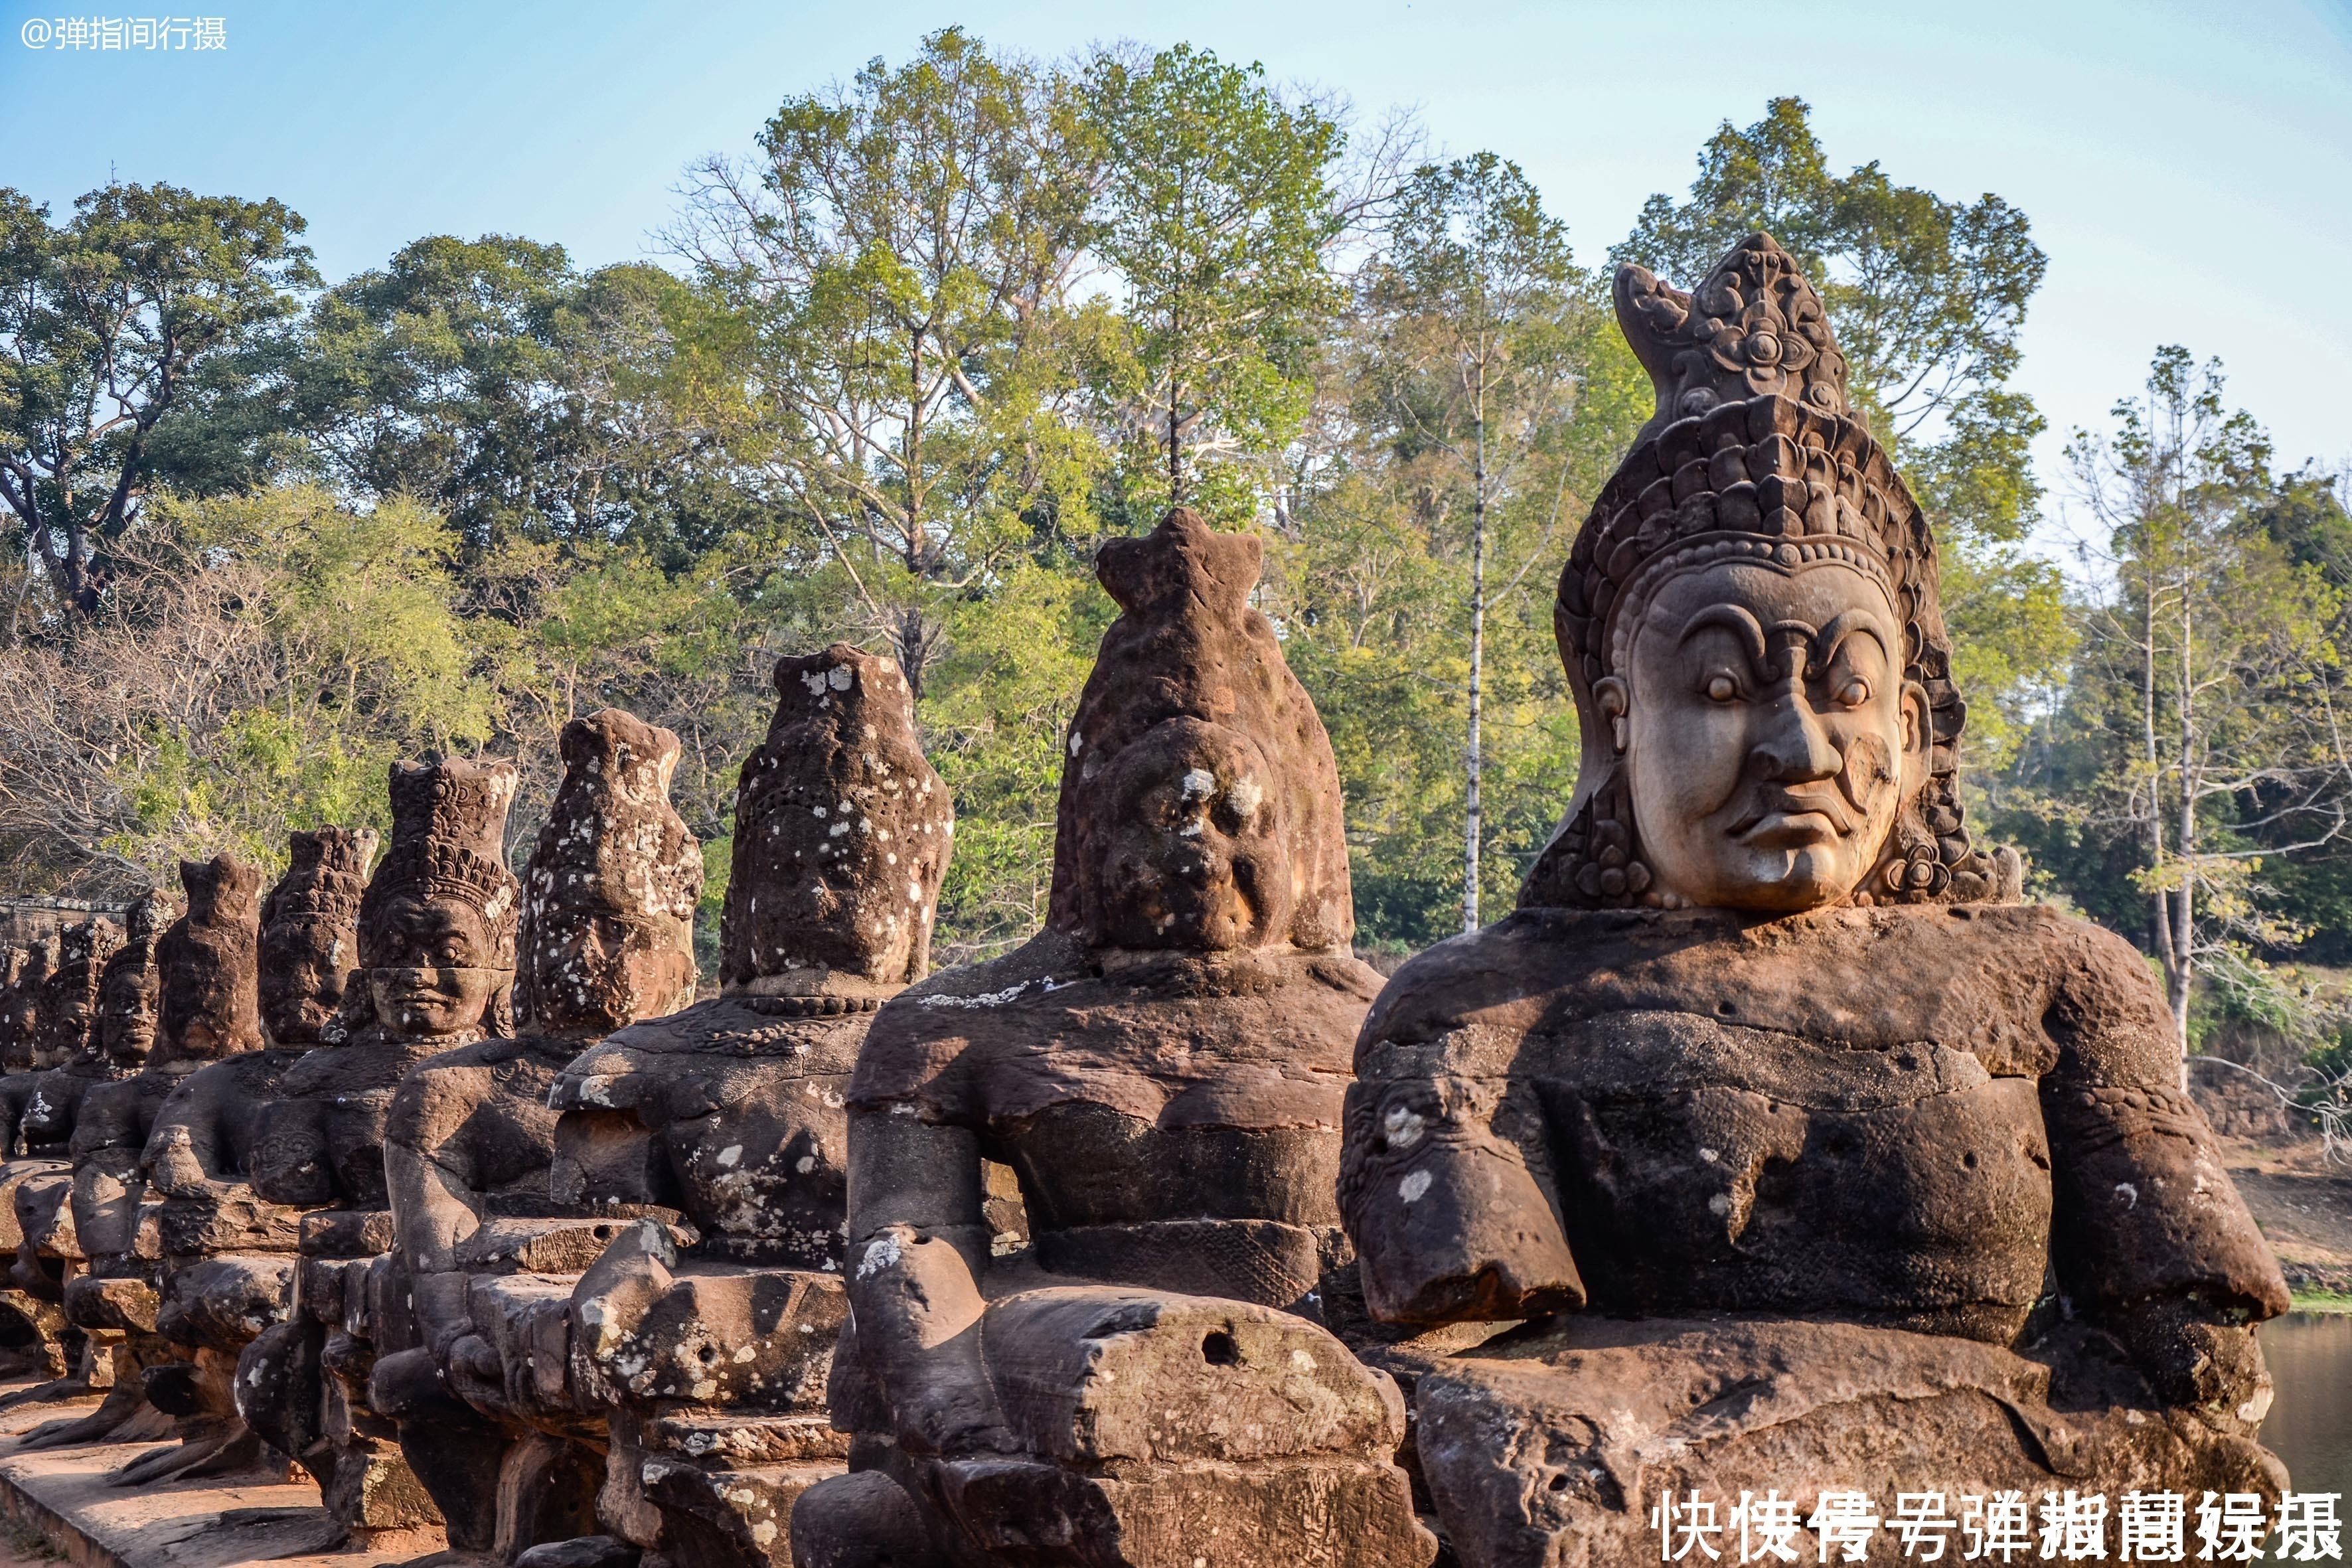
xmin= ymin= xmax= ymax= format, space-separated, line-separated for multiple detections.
xmin=1753 ymin=687 xmax=1841 ymax=783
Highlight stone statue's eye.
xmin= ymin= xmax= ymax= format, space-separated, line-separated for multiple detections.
xmin=1836 ymin=678 xmax=1869 ymax=708
xmin=1705 ymin=674 xmax=1737 ymax=704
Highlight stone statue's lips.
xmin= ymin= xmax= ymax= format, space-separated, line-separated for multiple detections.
xmin=1729 ymin=783 xmax=1855 ymax=843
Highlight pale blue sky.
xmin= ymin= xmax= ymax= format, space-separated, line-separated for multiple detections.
xmin=4 ymin=0 xmax=2347 ymax=536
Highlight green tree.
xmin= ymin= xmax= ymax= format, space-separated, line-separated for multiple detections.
xmin=674 ymin=27 xmax=1105 ymax=696
xmin=1359 ymin=153 xmax=1583 ymax=929
xmin=2048 ymin=350 xmax=2352 ymax=1052
xmin=0 ymin=485 xmax=493 ymax=891
xmin=1087 ymin=43 xmax=1345 ymax=512
xmin=296 ymin=237 xmax=734 ymax=555
xmin=0 ymin=183 xmax=317 ymax=629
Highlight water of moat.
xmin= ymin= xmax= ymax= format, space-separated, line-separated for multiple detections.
xmin=2260 ymin=1311 xmax=2352 ymax=1557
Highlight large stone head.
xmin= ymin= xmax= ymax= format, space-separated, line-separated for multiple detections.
xmin=1526 ymin=234 xmax=2008 ymax=915
xmin=720 ymin=645 xmax=950 ymax=996
xmin=157 ymin=854 xmax=266 ymax=1065
xmin=96 ymin=892 xmax=166 ymax=1069
xmin=358 ymin=757 xmax=520 ymax=1040
xmin=259 ymin=828 xmax=375 ymax=1046
xmin=520 ymin=708 xmax=702 ymax=1036
xmin=36 ymin=918 xmax=119 ymax=1067
xmin=1048 ymin=509 xmax=1355 ymax=954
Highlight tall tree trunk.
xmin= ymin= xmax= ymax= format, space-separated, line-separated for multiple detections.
xmin=1463 ymin=386 xmax=1486 ymax=934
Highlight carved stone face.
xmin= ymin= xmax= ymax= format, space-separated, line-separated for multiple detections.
xmin=528 ymin=910 xmax=695 ymax=1038
xmin=366 ymin=892 xmax=505 ymax=1038
xmin=1091 ymin=720 xmax=1294 ymax=951
xmin=259 ymin=917 xmax=353 ymax=1046
xmin=1610 ymin=560 xmax=1926 ymax=912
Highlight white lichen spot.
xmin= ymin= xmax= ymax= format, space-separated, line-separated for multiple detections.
xmin=2115 ymin=1182 xmax=2139 ymax=1209
xmin=1708 ymin=1193 xmax=1733 ymax=1217
xmin=1180 ymin=767 xmax=1215 ymax=800
xmin=1381 ymin=1103 xmax=1427 ymax=1151
xmin=716 ymin=1145 xmax=742 ymax=1168
xmin=1229 ymin=778 xmax=1263 ymax=817
xmin=828 ymin=665 xmax=852 ymax=690
xmin=856 ymin=1234 xmax=902 ymax=1279
xmin=1698 ymin=1146 xmax=1720 ymax=1164
xmin=1290 ymin=1348 xmax=1314 ymax=1372
xmin=1398 ymin=1170 xmax=1432 ymax=1204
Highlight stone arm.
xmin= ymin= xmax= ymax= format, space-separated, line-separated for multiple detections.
xmin=2039 ymin=923 xmax=2290 ymax=1417
xmin=842 ymin=1106 xmax=1016 ymax=1456
xmin=383 ymin=1064 xmax=488 ymax=1357
xmin=1336 ymin=1066 xmax=1586 ymax=1326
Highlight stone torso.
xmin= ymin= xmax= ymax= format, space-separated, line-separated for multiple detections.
xmin=249 ymin=1034 xmax=461 ymax=1212
xmin=1343 ymin=902 xmax=2282 ymax=1341
xmin=551 ymin=993 xmax=873 ymax=1268
xmin=854 ymin=931 xmax=1381 ymax=1309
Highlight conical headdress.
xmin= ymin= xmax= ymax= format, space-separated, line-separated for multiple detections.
xmin=1048 ymin=508 xmax=1354 ymax=952
xmin=360 ymin=757 xmax=520 ymax=971
xmin=519 ymin=708 xmax=702 ymax=1032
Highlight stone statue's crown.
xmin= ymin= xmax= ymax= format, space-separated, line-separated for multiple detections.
xmin=181 ymin=853 xmax=262 ymax=927
xmin=721 ymin=644 xmax=951 ymax=992
xmin=1616 ymin=232 xmax=1857 ymax=443
xmin=362 ymin=757 xmax=520 ymax=967
xmin=265 ymin=828 xmax=376 ymax=928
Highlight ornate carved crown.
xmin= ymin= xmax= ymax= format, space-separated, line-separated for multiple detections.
xmin=361 ymin=757 xmax=520 ymax=967
xmin=263 ymin=828 xmax=377 ymax=927
xmin=1524 ymin=232 xmax=2003 ymax=911
xmin=1616 ymin=231 xmax=1857 ymax=443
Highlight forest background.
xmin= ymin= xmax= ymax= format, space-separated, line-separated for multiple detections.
xmin=5 ymin=30 xmax=2351 ymax=1073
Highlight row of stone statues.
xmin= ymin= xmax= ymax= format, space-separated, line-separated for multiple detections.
xmin=0 ymin=236 xmax=2294 ymax=1568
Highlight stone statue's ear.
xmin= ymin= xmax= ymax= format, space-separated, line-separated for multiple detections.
xmin=1595 ymin=677 xmax=1630 ymax=753
xmin=1901 ymin=678 xmax=1932 ymax=783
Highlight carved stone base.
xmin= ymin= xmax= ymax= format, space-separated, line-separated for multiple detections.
xmin=1412 ymin=1316 xmax=2287 ymax=1568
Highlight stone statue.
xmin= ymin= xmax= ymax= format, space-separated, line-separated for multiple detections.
xmin=4 ymin=895 xmax=164 ymax=1162
xmin=542 ymin=645 xmax=951 ymax=1567
xmin=0 ymin=945 xmax=37 ymax=1073
xmin=38 ymin=859 xmax=266 ymax=1462
xmin=27 ymin=919 xmax=118 ymax=1076
xmin=225 ymin=759 xmax=521 ymax=1545
xmin=1 ymin=935 xmax=56 ymax=1072
xmin=807 ymin=510 xmax=1433 ymax=1568
xmin=0 ymin=935 xmax=66 ymax=1376
xmin=0 ymin=917 xmax=124 ymax=1401
xmin=0 ymin=897 xmax=167 ymax=1422
xmin=370 ymin=708 xmax=701 ymax=1560
xmin=1334 ymin=234 xmax=2290 ymax=1568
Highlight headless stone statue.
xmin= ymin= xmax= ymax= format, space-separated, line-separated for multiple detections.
xmin=225 ymin=759 xmax=522 ymax=1546
xmin=544 ymin=645 xmax=950 ymax=1568
xmin=370 ymin=708 xmax=702 ymax=1562
xmin=1336 ymin=234 xmax=2291 ymax=1568
xmin=808 ymin=510 xmax=1434 ymax=1568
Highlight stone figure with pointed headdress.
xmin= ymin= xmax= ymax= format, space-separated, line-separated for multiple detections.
xmin=1336 ymin=235 xmax=2289 ymax=1567
xmin=806 ymin=510 xmax=1435 ymax=1568
xmin=368 ymin=708 xmax=702 ymax=1561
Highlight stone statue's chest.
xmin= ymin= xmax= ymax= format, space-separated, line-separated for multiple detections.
xmin=989 ymin=1099 xmax=1342 ymax=1232
xmin=1526 ymin=1010 xmax=2052 ymax=1342
xmin=662 ymin=1066 xmax=850 ymax=1266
